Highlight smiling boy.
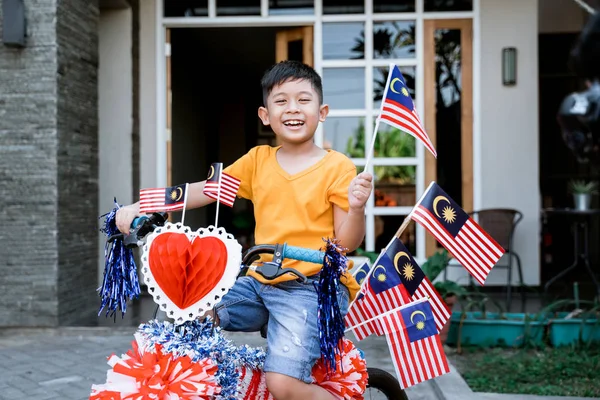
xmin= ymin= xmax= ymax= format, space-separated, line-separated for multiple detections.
xmin=116 ymin=60 xmax=373 ymax=399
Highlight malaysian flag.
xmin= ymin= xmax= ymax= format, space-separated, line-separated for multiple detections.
xmin=385 ymin=237 xmax=450 ymax=333
xmin=139 ymin=183 xmax=188 ymax=213
xmin=203 ymin=162 xmax=241 ymax=207
xmin=345 ymin=251 xmax=411 ymax=341
xmin=380 ymin=300 xmax=450 ymax=389
xmin=411 ymin=182 xmax=505 ymax=285
xmin=379 ymin=64 xmax=437 ymax=158
xmin=352 ymin=261 xmax=371 ymax=301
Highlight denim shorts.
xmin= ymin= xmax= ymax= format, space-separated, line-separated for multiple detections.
xmin=215 ymin=275 xmax=350 ymax=383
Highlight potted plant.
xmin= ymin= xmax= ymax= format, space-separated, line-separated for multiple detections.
xmin=569 ymin=179 xmax=598 ymax=211
xmin=447 ymin=293 xmax=547 ymax=350
xmin=541 ymin=298 xmax=600 ymax=347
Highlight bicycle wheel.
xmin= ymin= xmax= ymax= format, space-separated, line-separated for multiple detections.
xmin=364 ymin=367 xmax=408 ymax=400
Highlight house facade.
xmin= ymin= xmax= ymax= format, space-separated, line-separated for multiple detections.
xmin=0 ymin=0 xmax=592 ymax=326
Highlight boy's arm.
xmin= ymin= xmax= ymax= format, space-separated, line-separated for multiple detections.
xmin=333 ymin=206 xmax=366 ymax=252
xmin=333 ymin=172 xmax=373 ymax=252
xmin=115 ymin=180 xmax=215 ymax=233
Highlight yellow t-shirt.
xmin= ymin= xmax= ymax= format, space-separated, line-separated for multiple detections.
xmin=224 ymin=145 xmax=361 ymax=301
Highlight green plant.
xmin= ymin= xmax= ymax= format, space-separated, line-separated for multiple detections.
xmin=345 ymin=120 xmax=416 ymax=184
xmin=421 ymin=249 xmax=466 ymax=299
xmin=569 ymin=179 xmax=599 ymax=195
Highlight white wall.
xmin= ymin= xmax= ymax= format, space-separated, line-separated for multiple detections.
xmin=98 ymin=9 xmax=133 ymax=284
xmin=445 ymin=0 xmax=540 ymax=287
xmin=478 ymin=0 xmax=541 ymax=287
xmin=140 ymin=0 xmax=158 ymax=190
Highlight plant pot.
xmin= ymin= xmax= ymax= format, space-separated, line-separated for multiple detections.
xmin=445 ymin=312 xmax=545 ymax=347
xmin=573 ymin=193 xmax=592 ymax=211
xmin=439 ymin=295 xmax=457 ymax=344
xmin=548 ymin=313 xmax=600 ymax=347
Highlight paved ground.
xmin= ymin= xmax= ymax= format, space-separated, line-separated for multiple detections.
xmin=0 ymin=325 xmax=437 ymax=400
xmin=1 ymin=294 xmax=597 ymax=400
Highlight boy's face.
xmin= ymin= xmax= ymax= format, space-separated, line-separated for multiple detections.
xmin=258 ymin=79 xmax=329 ymax=145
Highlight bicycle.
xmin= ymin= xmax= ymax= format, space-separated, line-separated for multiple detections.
xmin=95 ymin=212 xmax=408 ymax=400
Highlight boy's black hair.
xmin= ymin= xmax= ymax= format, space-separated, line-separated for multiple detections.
xmin=261 ymin=60 xmax=324 ymax=106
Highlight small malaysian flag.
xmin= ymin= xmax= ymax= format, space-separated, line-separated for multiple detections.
xmin=345 ymin=251 xmax=411 ymax=341
xmin=353 ymin=261 xmax=371 ymax=301
xmin=380 ymin=300 xmax=450 ymax=389
xmin=203 ymin=162 xmax=241 ymax=207
xmin=385 ymin=237 xmax=450 ymax=333
xmin=139 ymin=183 xmax=188 ymax=213
xmin=411 ymin=182 xmax=505 ymax=285
xmin=379 ymin=64 xmax=437 ymax=158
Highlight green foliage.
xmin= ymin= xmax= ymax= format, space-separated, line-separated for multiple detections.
xmin=450 ymin=345 xmax=600 ymax=397
xmin=420 ymin=249 xmax=467 ymax=298
xmin=569 ymin=179 xmax=599 ymax=195
xmin=420 ymin=249 xmax=451 ymax=281
xmin=345 ymin=120 xmax=416 ymax=184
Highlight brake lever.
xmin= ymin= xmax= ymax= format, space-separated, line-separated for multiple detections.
xmin=248 ymin=262 xmax=308 ymax=284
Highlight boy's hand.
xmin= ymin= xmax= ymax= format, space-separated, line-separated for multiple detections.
xmin=348 ymin=172 xmax=373 ymax=211
xmin=116 ymin=204 xmax=141 ymax=234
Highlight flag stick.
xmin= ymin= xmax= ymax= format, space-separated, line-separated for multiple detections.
xmin=394 ymin=181 xmax=436 ymax=239
xmin=214 ymin=164 xmax=223 ymax=227
xmin=364 ymin=63 xmax=395 ymax=172
xmin=180 ymin=183 xmax=190 ymax=225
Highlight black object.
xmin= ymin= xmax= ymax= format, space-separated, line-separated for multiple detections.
xmin=365 ymin=368 xmax=408 ymax=400
xmin=107 ymin=212 xmax=168 ymax=249
xmin=558 ymin=12 xmax=600 ymax=163
xmin=240 ymin=244 xmax=308 ymax=283
xmin=2 ymin=0 xmax=26 ymax=48
xmin=557 ymin=81 xmax=600 ymax=163
xmin=543 ymin=208 xmax=600 ymax=300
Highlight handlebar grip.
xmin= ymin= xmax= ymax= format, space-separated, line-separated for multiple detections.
xmin=131 ymin=216 xmax=148 ymax=229
xmin=283 ymin=245 xmax=324 ymax=264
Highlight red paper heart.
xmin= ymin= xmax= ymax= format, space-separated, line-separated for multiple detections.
xmin=148 ymin=232 xmax=228 ymax=310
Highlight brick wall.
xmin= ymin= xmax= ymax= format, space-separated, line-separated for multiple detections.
xmin=55 ymin=0 xmax=100 ymax=325
xmin=130 ymin=0 xmax=140 ymax=200
xmin=0 ymin=0 xmax=60 ymax=326
xmin=0 ymin=0 xmax=101 ymax=326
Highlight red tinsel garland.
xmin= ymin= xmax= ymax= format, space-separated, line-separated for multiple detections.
xmin=90 ymin=341 xmax=220 ymax=400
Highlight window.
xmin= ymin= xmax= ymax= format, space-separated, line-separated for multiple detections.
xmin=269 ymin=0 xmax=314 ymax=15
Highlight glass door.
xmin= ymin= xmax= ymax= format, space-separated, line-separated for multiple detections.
xmin=423 ymin=18 xmax=473 ymax=256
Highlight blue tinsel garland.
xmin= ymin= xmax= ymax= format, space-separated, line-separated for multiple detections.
xmin=98 ymin=199 xmax=141 ymax=319
xmin=315 ymin=239 xmax=348 ymax=375
xmin=138 ymin=318 xmax=267 ymax=400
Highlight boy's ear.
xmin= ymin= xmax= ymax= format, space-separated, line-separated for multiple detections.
xmin=258 ymin=107 xmax=270 ymax=125
xmin=319 ymin=104 xmax=329 ymax=122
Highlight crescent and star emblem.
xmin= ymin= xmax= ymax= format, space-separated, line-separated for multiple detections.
xmin=393 ymin=251 xmax=410 ymax=275
xmin=433 ymin=196 xmax=451 ymax=218
xmin=355 ymin=270 xmax=368 ymax=285
xmin=390 ymin=77 xmax=402 ymax=94
xmin=410 ymin=310 xmax=427 ymax=330
xmin=373 ymin=265 xmax=387 ymax=282
xmin=170 ymin=187 xmax=183 ymax=202
xmin=433 ymin=195 xmax=457 ymax=223
xmin=207 ymin=166 xmax=215 ymax=181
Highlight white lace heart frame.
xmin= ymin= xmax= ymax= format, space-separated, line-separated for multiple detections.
xmin=140 ymin=223 xmax=242 ymax=324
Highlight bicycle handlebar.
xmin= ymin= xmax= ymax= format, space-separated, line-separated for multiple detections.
xmin=105 ymin=211 xmax=323 ymax=283
xmin=107 ymin=212 xmax=168 ymax=249
xmin=241 ymin=243 xmax=326 ymax=284
xmin=282 ymin=245 xmax=325 ymax=264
